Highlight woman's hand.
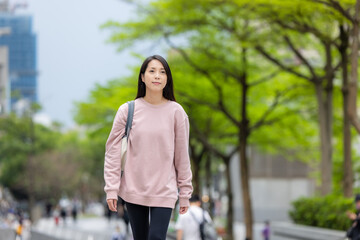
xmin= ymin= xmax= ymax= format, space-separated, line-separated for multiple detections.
xmin=107 ymin=199 xmax=118 ymax=212
xmin=179 ymin=207 xmax=188 ymax=214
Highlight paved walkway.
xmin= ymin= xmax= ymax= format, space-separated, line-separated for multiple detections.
xmin=32 ymin=216 xmax=130 ymax=240
xmin=33 ymin=216 xmax=274 ymax=240
xmin=234 ymin=222 xmax=268 ymax=240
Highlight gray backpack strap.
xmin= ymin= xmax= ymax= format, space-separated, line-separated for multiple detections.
xmin=124 ymin=100 xmax=135 ymax=140
xmin=189 ymin=209 xmax=201 ymax=224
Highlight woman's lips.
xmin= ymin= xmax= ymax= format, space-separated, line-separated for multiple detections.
xmin=152 ymin=82 xmax=161 ymax=85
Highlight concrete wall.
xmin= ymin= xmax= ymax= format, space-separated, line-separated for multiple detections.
xmin=230 ymin=148 xmax=315 ymax=222
xmin=270 ymin=222 xmax=346 ymax=240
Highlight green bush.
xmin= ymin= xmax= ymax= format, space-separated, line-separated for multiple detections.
xmin=289 ymin=195 xmax=354 ymax=231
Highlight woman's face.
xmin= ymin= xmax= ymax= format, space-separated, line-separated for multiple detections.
xmin=141 ymin=59 xmax=167 ymax=94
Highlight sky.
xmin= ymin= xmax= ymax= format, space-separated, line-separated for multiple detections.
xmin=15 ymin=0 xmax=141 ymax=129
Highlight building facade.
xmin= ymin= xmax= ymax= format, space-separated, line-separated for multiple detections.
xmin=0 ymin=12 xmax=37 ymax=112
xmin=230 ymin=146 xmax=315 ymax=222
xmin=0 ymin=46 xmax=8 ymax=114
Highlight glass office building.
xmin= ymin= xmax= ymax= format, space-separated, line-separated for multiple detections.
xmin=0 ymin=13 xmax=37 ymax=111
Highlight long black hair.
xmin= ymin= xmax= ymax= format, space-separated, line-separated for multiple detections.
xmin=135 ymin=55 xmax=176 ymax=101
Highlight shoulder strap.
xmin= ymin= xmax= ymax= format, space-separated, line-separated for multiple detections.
xmin=189 ymin=209 xmax=201 ymax=224
xmin=124 ymin=100 xmax=135 ymax=140
xmin=203 ymin=208 xmax=206 ymax=223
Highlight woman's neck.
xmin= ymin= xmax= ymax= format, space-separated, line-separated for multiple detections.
xmin=143 ymin=93 xmax=166 ymax=105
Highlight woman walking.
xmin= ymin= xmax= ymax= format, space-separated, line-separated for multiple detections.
xmin=104 ymin=55 xmax=193 ymax=240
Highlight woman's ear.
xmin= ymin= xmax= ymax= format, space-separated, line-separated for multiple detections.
xmin=141 ymin=73 xmax=144 ymax=82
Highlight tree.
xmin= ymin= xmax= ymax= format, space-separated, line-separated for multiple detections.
xmin=264 ymin=0 xmax=360 ymax=197
xmin=307 ymin=0 xmax=360 ymax=197
xmin=309 ymin=0 xmax=360 ymax=134
xmin=242 ymin=0 xmax=343 ymax=195
xmin=0 ymin=113 xmax=59 ymax=219
xmin=0 ymin=112 xmax=95 ymax=220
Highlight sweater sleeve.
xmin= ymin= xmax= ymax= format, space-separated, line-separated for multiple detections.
xmin=104 ymin=104 xmax=127 ymax=200
xmin=174 ymin=114 xmax=193 ymax=207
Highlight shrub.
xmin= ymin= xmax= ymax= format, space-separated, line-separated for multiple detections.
xmin=289 ymin=195 xmax=354 ymax=231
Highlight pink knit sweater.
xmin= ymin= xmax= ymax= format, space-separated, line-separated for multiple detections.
xmin=104 ymin=97 xmax=193 ymax=208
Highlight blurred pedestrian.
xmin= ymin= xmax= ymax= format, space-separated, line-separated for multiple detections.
xmin=346 ymin=194 xmax=360 ymax=240
xmin=112 ymin=225 xmax=126 ymax=240
xmin=104 ymin=55 xmax=193 ymax=240
xmin=45 ymin=201 xmax=52 ymax=218
xmin=60 ymin=207 xmax=66 ymax=225
xmin=15 ymin=217 xmax=23 ymax=240
xmin=262 ymin=221 xmax=270 ymax=240
xmin=53 ymin=205 xmax=60 ymax=226
xmin=71 ymin=205 xmax=77 ymax=222
xmin=71 ymin=199 xmax=79 ymax=223
xmin=59 ymin=197 xmax=70 ymax=225
xmin=175 ymin=195 xmax=214 ymax=240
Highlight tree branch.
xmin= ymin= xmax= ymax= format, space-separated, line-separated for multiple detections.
xmin=191 ymin=45 xmax=242 ymax=81
xmin=189 ymin=117 xmax=227 ymax=159
xmin=164 ymin=36 xmax=241 ymax=127
xmin=255 ymin=45 xmax=312 ymax=82
xmin=249 ymin=71 xmax=280 ymax=87
xmin=249 ymin=91 xmax=282 ymax=132
xmin=177 ymin=90 xmax=218 ymax=110
xmin=309 ymin=0 xmax=354 ymax=23
xmin=283 ymin=35 xmax=318 ymax=79
xmin=274 ymin=19 xmax=330 ymax=42
xmin=249 ymin=85 xmax=304 ymax=131
xmin=228 ymin=146 xmax=238 ymax=159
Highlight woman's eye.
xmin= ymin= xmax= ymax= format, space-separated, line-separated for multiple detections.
xmin=161 ymin=71 xmax=166 ymax=74
xmin=149 ymin=70 xmax=154 ymax=72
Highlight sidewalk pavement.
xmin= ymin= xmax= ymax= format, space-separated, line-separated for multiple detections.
xmin=234 ymin=222 xmax=270 ymax=240
xmin=32 ymin=216 xmax=130 ymax=240
xmin=33 ymin=216 xmax=271 ymax=240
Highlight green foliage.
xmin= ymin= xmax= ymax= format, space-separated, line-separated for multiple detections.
xmin=0 ymin=114 xmax=60 ymax=188
xmin=289 ymin=195 xmax=354 ymax=231
xmin=0 ymin=114 xmax=55 ymax=198
xmin=100 ymin=0 xmax=327 ymax=160
xmin=99 ymin=0 xmax=360 ymax=192
xmin=0 ymin=114 xmax=98 ymax=201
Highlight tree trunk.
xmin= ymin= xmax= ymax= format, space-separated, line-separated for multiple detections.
xmin=240 ymin=47 xmax=253 ymax=240
xmin=192 ymin=158 xmax=201 ymax=196
xmin=190 ymin=144 xmax=202 ymax=196
xmin=315 ymin=41 xmax=334 ymax=196
xmin=343 ymin=81 xmax=353 ymax=198
xmin=339 ymin=25 xmax=353 ymax=197
xmin=28 ymin=192 xmax=36 ymax=222
xmin=348 ymin=0 xmax=360 ymax=133
xmin=225 ymin=157 xmax=234 ymax=240
xmin=240 ymin=112 xmax=253 ymax=240
xmin=205 ymin=154 xmax=214 ymax=218
xmin=314 ymin=82 xmax=333 ymax=195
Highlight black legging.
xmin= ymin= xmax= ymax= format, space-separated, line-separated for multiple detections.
xmin=125 ymin=201 xmax=172 ymax=240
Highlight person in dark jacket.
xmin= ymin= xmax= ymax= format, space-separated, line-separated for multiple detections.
xmin=346 ymin=194 xmax=360 ymax=240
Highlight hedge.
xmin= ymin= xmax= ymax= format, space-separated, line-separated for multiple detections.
xmin=289 ymin=195 xmax=355 ymax=231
